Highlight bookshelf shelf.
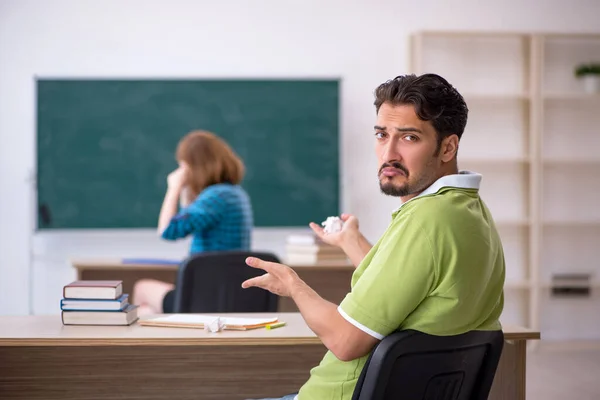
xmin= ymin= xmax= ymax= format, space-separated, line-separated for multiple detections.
xmin=543 ymin=220 xmax=600 ymax=227
xmin=541 ymin=281 xmax=600 ymax=289
xmin=543 ymin=159 xmax=600 ymax=165
xmin=505 ymin=280 xmax=532 ymax=289
xmin=411 ymin=30 xmax=600 ymax=341
xmin=460 ymin=157 xmax=530 ymax=164
xmin=463 ymin=93 xmax=530 ymax=101
xmin=496 ymin=219 xmax=531 ymax=227
xmin=543 ymin=93 xmax=600 ymax=100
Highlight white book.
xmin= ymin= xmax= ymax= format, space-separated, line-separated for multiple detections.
xmin=61 ymin=304 xmax=139 ymax=326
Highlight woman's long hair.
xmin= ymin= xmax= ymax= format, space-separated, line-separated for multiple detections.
xmin=176 ymin=130 xmax=245 ymax=197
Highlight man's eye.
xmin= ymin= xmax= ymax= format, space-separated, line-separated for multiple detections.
xmin=405 ymin=135 xmax=418 ymax=142
xmin=375 ymin=132 xmax=386 ymax=139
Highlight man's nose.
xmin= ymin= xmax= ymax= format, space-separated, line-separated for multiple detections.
xmin=382 ymin=142 xmax=401 ymax=163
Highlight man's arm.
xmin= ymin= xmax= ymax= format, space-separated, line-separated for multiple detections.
xmin=242 ymin=216 xmax=435 ymax=362
xmin=242 ymin=258 xmax=380 ymax=361
xmin=291 ymin=280 xmax=379 ymax=361
xmin=339 ymin=231 xmax=373 ymax=268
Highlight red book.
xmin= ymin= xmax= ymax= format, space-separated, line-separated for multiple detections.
xmin=63 ymin=280 xmax=123 ymax=300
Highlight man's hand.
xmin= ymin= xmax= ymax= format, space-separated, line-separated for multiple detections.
xmin=309 ymin=213 xmax=371 ymax=267
xmin=242 ymin=256 xmax=379 ymax=362
xmin=309 ymin=213 xmax=359 ymax=248
xmin=241 ymin=257 xmax=302 ymax=297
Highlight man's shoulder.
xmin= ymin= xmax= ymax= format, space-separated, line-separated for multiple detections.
xmin=399 ymin=187 xmax=480 ymax=221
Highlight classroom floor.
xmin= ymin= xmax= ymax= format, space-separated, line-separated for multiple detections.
xmin=527 ymin=342 xmax=600 ymax=400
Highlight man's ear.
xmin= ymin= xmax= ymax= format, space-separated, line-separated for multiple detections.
xmin=440 ymin=134 xmax=459 ymax=162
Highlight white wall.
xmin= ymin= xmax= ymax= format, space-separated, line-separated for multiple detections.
xmin=1 ymin=0 xmax=598 ymax=333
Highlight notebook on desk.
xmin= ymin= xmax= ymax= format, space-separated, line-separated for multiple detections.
xmin=139 ymin=314 xmax=278 ymax=330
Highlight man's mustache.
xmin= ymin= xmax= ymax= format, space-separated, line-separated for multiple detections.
xmin=379 ymin=162 xmax=409 ymax=177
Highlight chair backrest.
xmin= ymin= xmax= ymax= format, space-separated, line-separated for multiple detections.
xmin=172 ymin=250 xmax=279 ymax=313
xmin=352 ymin=329 xmax=504 ymax=400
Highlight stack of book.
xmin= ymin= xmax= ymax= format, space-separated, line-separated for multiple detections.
xmin=285 ymin=234 xmax=348 ymax=265
xmin=61 ymin=280 xmax=139 ymax=326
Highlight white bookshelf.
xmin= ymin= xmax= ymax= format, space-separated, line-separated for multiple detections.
xmin=411 ymin=31 xmax=600 ymax=341
xmin=541 ymin=34 xmax=600 ymax=341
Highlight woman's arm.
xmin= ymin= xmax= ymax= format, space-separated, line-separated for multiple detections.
xmin=179 ymin=186 xmax=194 ymax=208
xmin=160 ymin=191 xmax=225 ymax=240
xmin=157 ymin=166 xmax=188 ymax=235
xmin=157 ymin=186 xmax=182 ymax=235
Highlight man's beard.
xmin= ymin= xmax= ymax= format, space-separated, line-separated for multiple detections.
xmin=378 ymin=160 xmax=436 ymax=197
xmin=380 ymin=180 xmax=412 ymax=197
xmin=378 ymin=161 xmax=411 ymax=197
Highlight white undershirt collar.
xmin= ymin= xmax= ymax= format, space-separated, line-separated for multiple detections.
xmin=393 ymin=170 xmax=482 ymax=214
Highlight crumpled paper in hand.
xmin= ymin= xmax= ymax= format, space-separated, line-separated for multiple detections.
xmin=322 ymin=216 xmax=343 ymax=234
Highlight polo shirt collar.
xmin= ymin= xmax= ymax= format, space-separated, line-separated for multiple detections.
xmin=393 ymin=170 xmax=482 ymax=214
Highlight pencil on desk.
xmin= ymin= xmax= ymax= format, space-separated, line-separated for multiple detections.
xmin=266 ymin=321 xmax=286 ymax=330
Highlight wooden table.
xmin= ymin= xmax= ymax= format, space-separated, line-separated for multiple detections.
xmin=71 ymin=258 xmax=355 ymax=312
xmin=0 ymin=313 xmax=540 ymax=400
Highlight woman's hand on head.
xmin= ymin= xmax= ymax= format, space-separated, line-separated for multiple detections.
xmin=309 ymin=213 xmax=359 ymax=249
xmin=167 ymin=165 xmax=189 ymax=190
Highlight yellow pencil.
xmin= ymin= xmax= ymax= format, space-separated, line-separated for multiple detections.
xmin=266 ymin=321 xmax=286 ymax=330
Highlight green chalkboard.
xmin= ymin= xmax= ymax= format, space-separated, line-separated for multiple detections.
xmin=36 ymin=79 xmax=339 ymax=229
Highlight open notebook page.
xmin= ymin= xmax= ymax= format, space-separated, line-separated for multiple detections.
xmin=139 ymin=314 xmax=278 ymax=330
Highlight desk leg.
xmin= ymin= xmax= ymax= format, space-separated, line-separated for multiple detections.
xmin=488 ymin=339 xmax=527 ymax=400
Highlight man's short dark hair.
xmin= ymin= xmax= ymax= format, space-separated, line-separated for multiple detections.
xmin=374 ymin=73 xmax=468 ymax=151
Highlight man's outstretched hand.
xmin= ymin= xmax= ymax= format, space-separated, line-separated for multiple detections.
xmin=241 ymin=257 xmax=302 ymax=297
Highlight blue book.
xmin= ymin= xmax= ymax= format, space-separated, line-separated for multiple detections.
xmin=60 ymin=294 xmax=129 ymax=311
xmin=122 ymin=258 xmax=181 ymax=265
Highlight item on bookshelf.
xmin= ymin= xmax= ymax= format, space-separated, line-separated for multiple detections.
xmin=61 ymin=304 xmax=139 ymax=326
xmin=574 ymin=62 xmax=600 ymax=93
xmin=550 ymin=272 xmax=592 ymax=297
xmin=63 ymin=280 xmax=123 ymax=300
xmin=139 ymin=314 xmax=279 ymax=331
xmin=60 ymin=294 xmax=129 ymax=311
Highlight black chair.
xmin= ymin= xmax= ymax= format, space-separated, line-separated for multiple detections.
xmin=171 ymin=250 xmax=280 ymax=313
xmin=352 ymin=329 xmax=504 ymax=400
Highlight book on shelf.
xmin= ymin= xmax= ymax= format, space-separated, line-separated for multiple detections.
xmin=63 ymin=280 xmax=123 ymax=300
xmin=139 ymin=314 xmax=278 ymax=330
xmin=285 ymin=234 xmax=348 ymax=264
xmin=61 ymin=304 xmax=139 ymax=326
xmin=285 ymin=243 xmax=345 ymax=255
xmin=286 ymin=234 xmax=321 ymax=246
xmin=60 ymin=294 xmax=129 ymax=311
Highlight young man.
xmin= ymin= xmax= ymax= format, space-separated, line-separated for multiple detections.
xmin=242 ymin=73 xmax=506 ymax=400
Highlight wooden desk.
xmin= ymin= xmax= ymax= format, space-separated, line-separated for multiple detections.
xmin=71 ymin=258 xmax=355 ymax=312
xmin=0 ymin=313 xmax=540 ymax=400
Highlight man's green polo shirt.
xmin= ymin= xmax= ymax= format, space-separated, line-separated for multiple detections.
xmin=297 ymin=171 xmax=506 ymax=400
